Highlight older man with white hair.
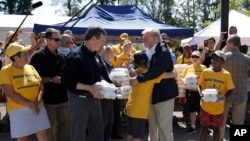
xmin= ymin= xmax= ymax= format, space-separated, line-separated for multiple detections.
xmin=130 ymin=28 xmax=178 ymax=141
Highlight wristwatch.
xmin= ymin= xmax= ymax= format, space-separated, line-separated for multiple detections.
xmin=49 ymin=78 xmax=53 ymax=83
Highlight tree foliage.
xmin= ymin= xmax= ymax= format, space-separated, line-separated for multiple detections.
xmin=1 ymin=0 xmax=250 ymax=32
xmin=0 ymin=0 xmax=32 ymax=14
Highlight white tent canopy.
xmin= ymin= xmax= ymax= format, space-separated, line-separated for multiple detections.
xmin=0 ymin=14 xmax=70 ymax=44
xmin=181 ymin=10 xmax=250 ymax=46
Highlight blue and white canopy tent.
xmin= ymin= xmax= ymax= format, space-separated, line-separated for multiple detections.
xmin=33 ymin=5 xmax=193 ymax=37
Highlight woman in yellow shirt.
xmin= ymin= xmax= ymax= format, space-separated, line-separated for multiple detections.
xmin=181 ymin=51 xmax=206 ymax=134
xmin=0 ymin=43 xmax=50 ymax=140
xmin=112 ymin=39 xmax=134 ymax=68
xmin=176 ymin=44 xmax=192 ymax=65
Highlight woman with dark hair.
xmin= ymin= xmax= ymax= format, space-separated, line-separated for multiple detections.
xmin=176 ymin=44 xmax=192 ymax=65
xmin=175 ymin=46 xmax=183 ymax=59
xmin=0 ymin=43 xmax=50 ymax=141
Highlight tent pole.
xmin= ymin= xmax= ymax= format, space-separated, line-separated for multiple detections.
xmin=60 ymin=0 xmax=93 ymax=30
xmin=220 ymin=0 xmax=229 ymax=49
xmin=70 ymin=0 xmax=100 ymax=29
xmin=4 ymin=1 xmax=43 ymax=49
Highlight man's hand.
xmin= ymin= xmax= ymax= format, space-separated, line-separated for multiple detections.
xmin=129 ymin=69 xmax=138 ymax=77
xmin=51 ymin=76 xmax=61 ymax=84
xmin=89 ymin=84 xmax=104 ymax=99
xmin=165 ymin=71 xmax=176 ymax=79
xmin=216 ymin=93 xmax=225 ymax=102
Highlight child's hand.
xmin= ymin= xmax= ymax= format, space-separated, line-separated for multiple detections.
xmin=216 ymin=94 xmax=224 ymax=102
xmin=129 ymin=69 xmax=138 ymax=77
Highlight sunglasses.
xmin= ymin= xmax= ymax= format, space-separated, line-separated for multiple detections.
xmin=191 ymin=56 xmax=200 ymax=58
xmin=67 ymin=41 xmax=74 ymax=44
xmin=49 ymin=38 xmax=61 ymax=42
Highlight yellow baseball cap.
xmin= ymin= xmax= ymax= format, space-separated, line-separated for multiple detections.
xmin=120 ymin=33 xmax=129 ymax=40
xmin=123 ymin=39 xmax=131 ymax=46
xmin=183 ymin=43 xmax=191 ymax=48
xmin=6 ymin=42 xmax=31 ymax=58
xmin=191 ymin=51 xmax=200 ymax=57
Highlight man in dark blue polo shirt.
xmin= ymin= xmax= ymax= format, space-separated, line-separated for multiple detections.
xmin=61 ymin=26 xmax=107 ymax=141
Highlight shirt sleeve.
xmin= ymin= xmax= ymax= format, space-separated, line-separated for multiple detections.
xmin=198 ymin=71 xmax=205 ymax=89
xmin=226 ymin=73 xmax=235 ymax=91
xmin=137 ymin=50 xmax=173 ymax=82
xmin=0 ymin=66 xmax=12 ymax=87
xmin=61 ymin=53 xmax=81 ymax=91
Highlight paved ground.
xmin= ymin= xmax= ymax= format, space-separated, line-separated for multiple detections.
xmin=0 ymin=102 xmax=230 ymax=141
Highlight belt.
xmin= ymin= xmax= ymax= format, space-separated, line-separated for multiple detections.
xmin=69 ymin=91 xmax=93 ymax=98
xmin=78 ymin=93 xmax=93 ymax=98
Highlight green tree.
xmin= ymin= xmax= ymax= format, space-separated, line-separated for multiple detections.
xmin=1 ymin=0 xmax=32 ymax=14
xmin=172 ymin=0 xmax=220 ymax=31
xmin=0 ymin=1 xmax=7 ymax=13
xmin=100 ymin=0 xmax=116 ymax=5
xmin=62 ymin=0 xmax=81 ymax=16
xmin=52 ymin=0 xmax=84 ymax=16
xmin=118 ymin=0 xmax=176 ymax=27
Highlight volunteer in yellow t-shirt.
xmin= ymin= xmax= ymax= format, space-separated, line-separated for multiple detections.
xmin=0 ymin=43 xmax=50 ymax=140
xmin=176 ymin=44 xmax=192 ymax=65
xmin=181 ymin=51 xmax=206 ymax=134
xmin=198 ymin=50 xmax=234 ymax=141
xmin=126 ymin=51 xmax=175 ymax=141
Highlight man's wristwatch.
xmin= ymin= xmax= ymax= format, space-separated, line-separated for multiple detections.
xmin=49 ymin=78 xmax=53 ymax=83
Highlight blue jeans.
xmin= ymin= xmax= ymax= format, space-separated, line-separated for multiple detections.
xmin=68 ymin=92 xmax=104 ymax=141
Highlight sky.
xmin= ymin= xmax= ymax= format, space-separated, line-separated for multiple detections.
xmin=32 ymin=0 xmax=64 ymax=16
xmin=32 ymin=0 xmax=92 ymax=17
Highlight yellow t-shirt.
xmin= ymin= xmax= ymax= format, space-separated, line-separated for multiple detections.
xmin=126 ymin=68 xmax=166 ymax=119
xmin=112 ymin=52 xmax=133 ymax=68
xmin=0 ymin=64 xmax=43 ymax=112
xmin=181 ymin=64 xmax=207 ymax=91
xmin=199 ymin=68 xmax=235 ymax=115
xmin=111 ymin=43 xmax=136 ymax=56
xmin=176 ymin=55 xmax=192 ymax=65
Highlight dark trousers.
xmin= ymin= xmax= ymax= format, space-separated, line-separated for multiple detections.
xmin=112 ymin=98 xmax=121 ymax=136
xmin=101 ymin=99 xmax=114 ymax=141
xmin=68 ymin=92 xmax=104 ymax=141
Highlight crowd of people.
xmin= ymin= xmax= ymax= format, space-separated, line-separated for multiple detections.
xmin=0 ymin=25 xmax=249 ymax=141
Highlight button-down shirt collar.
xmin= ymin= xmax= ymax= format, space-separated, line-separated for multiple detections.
xmin=146 ymin=43 xmax=157 ymax=61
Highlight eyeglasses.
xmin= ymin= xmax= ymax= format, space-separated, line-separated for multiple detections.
xmin=39 ymin=35 xmax=45 ymax=39
xmin=67 ymin=41 xmax=74 ymax=44
xmin=191 ymin=56 xmax=200 ymax=58
xmin=49 ymin=38 xmax=61 ymax=42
